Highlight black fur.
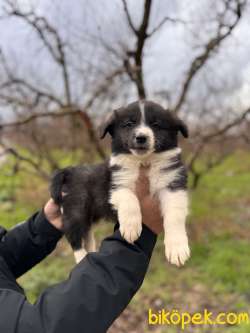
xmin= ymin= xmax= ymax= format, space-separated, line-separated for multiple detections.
xmin=50 ymin=100 xmax=188 ymax=251
xmin=51 ymin=162 xmax=116 ymax=248
xmin=103 ymin=101 xmax=188 ymax=155
xmin=168 ymin=166 xmax=188 ymax=191
xmin=160 ymin=154 xmax=183 ymax=172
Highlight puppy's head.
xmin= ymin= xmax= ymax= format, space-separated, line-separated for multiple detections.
xmin=100 ymin=100 xmax=188 ymax=157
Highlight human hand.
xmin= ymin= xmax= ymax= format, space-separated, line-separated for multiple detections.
xmin=44 ymin=198 xmax=63 ymax=230
xmin=135 ymin=167 xmax=163 ymax=235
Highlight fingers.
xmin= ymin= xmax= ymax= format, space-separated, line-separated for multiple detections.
xmin=44 ymin=199 xmax=63 ymax=230
xmin=45 ymin=198 xmax=60 ymax=216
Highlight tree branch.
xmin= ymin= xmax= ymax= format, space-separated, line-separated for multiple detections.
xmin=202 ymin=107 xmax=250 ymax=141
xmin=187 ymin=106 xmax=250 ymax=178
xmin=189 ymin=151 xmax=230 ymax=189
xmin=0 ymin=108 xmax=78 ymax=129
xmin=0 ymin=107 xmax=106 ymax=160
xmin=122 ymin=0 xmax=153 ymax=99
xmin=0 ymin=78 xmax=64 ymax=108
xmin=121 ymin=0 xmax=138 ymax=35
xmin=0 ymin=142 xmax=50 ymax=180
xmin=147 ymin=16 xmax=187 ymax=38
xmin=173 ymin=0 xmax=246 ymax=113
xmin=7 ymin=4 xmax=72 ymax=105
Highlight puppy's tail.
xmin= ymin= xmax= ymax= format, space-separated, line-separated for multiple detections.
xmin=50 ymin=169 xmax=68 ymax=205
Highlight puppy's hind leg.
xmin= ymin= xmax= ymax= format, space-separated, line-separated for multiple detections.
xmin=85 ymin=228 xmax=96 ymax=252
xmin=74 ymin=229 xmax=96 ymax=263
xmin=74 ymin=243 xmax=88 ymax=264
xmin=62 ymin=195 xmax=91 ymax=264
xmin=65 ymin=227 xmax=88 ymax=264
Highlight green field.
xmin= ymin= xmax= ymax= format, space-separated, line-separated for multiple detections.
xmin=0 ymin=150 xmax=250 ymax=332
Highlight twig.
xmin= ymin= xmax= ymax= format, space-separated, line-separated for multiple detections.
xmin=121 ymin=0 xmax=138 ymax=35
xmin=173 ymin=0 xmax=246 ymax=113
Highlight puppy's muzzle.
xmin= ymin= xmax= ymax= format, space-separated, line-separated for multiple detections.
xmin=135 ymin=135 xmax=147 ymax=144
xmin=134 ymin=134 xmax=149 ymax=150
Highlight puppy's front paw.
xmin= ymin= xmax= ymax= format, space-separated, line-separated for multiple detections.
xmin=119 ymin=209 xmax=142 ymax=243
xmin=165 ymin=235 xmax=190 ymax=266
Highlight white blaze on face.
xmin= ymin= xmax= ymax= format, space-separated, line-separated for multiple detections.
xmin=139 ymin=100 xmax=146 ymax=122
xmin=134 ymin=101 xmax=155 ymax=152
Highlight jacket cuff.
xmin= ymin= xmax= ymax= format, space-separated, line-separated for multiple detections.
xmin=135 ymin=224 xmax=157 ymax=258
xmin=32 ymin=210 xmax=63 ymax=242
xmin=115 ymin=223 xmax=157 ymax=258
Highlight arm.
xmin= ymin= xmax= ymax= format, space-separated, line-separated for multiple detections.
xmin=0 ymin=208 xmax=62 ymax=279
xmin=0 ymin=167 xmax=162 ymax=333
xmin=13 ymin=225 xmax=156 ymax=333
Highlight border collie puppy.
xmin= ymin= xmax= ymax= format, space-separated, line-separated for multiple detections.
xmin=51 ymin=100 xmax=190 ymax=266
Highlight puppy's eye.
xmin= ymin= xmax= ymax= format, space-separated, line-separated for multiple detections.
xmin=122 ymin=121 xmax=135 ymax=128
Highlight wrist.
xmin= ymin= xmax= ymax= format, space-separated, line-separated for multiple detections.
xmin=44 ymin=199 xmax=63 ymax=231
xmin=44 ymin=211 xmax=63 ymax=231
xmin=35 ymin=210 xmax=63 ymax=240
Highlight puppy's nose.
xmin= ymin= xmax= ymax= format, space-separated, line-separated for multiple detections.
xmin=136 ymin=135 xmax=147 ymax=144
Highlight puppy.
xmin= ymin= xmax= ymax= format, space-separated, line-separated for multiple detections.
xmin=51 ymin=100 xmax=190 ymax=266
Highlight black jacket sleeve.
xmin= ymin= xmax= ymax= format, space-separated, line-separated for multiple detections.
xmin=0 ymin=210 xmax=62 ymax=278
xmin=0 ymin=222 xmax=156 ymax=333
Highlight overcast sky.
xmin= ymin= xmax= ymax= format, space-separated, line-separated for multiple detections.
xmin=0 ymin=0 xmax=250 ymax=120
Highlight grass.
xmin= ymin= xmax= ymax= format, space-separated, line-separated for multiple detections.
xmin=0 ymin=149 xmax=250 ymax=332
xmin=190 ymin=237 xmax=250 ymax=293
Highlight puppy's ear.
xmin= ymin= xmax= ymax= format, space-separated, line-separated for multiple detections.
xmin=99 ymin=111 xmax=116 ymax=139
xmin=176 ymin=118 xmax=189 ymax=138
xmin=171 ymin=113 xmax=188 ymax=138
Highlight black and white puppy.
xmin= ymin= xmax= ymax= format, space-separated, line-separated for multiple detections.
xmin=51 ymin=100 xmax=190 ymax=266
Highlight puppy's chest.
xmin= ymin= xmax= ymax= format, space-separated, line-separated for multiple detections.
xmin=110 ymin=153 xmax=180 ymax=195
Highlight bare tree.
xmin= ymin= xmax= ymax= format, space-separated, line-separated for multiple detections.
xmin=173 ymin=0 xmax=246 ymax=113
xmin=0 ymin=1 xmax=129 ymax=176
xmin=0 ymin=0 xmax=249 ymax=190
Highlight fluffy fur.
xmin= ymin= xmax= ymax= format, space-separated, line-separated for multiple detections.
xmin=50 ymin=100 xmax=190 ymax=266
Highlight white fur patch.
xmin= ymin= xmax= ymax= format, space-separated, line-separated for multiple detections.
xmin=85 ymin=229 xmax=96 ymax=252
xmin=110 ymin=154 xmax=141 ymax=190
xmin=159 ymin=189 xmax=190 ymax=266
xmin=110 ymin=154 xmax=142 ymax=242
xmin=73 ymin=230 xmax=96 ymax=263
xmin=74 ymin=248 xmax=87 ymax=264
xmin=148 ymin=148 xmax=182 ymax=195
xmin=130 ymin=101 xmax=155 ymax=155
xmin=139 ymin=100 xmax=145 ymax=122
xmin=111 ymin=188 xmax=142 ymax=243
xmin=134 ymin=125 xmax=155 ymax=153
xmin=110 ymin=148 xmax=182 ymax=199
xmin=110 ymin=147 xmax=189 ymax=260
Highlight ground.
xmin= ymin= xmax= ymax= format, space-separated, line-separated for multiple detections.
xmin=0 ymin=150 xmax=249 ymax=332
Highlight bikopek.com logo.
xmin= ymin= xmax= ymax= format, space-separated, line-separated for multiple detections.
xmin=148 ymin=308 xmax=249 ymax=330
